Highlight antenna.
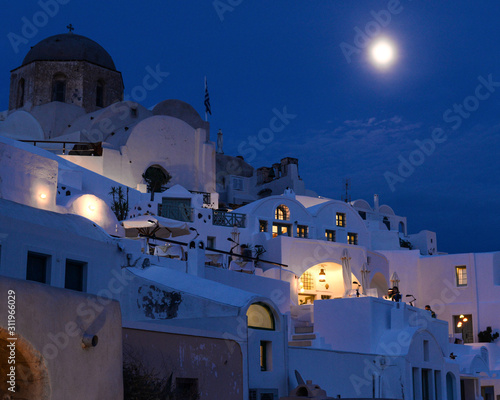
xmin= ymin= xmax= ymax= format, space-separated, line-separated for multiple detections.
xmin=341 ymin=178 xmax=351 ymax=203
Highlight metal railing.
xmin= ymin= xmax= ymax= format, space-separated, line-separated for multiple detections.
xmin=189 ymin=190 xmax=211 ymax=206
xmin=161 ymin=205 xmax=194 ymax=222
xmin=212 ymin=210 xmax=246 ymax=228
xmin=19 ymin=140 xmax=102 ymax=156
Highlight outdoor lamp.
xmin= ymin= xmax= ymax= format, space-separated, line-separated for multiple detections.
xmin=319 ymin=268 xmax=326 ymax=282
xmin=39 ymin=193 xmax=47 ymax=199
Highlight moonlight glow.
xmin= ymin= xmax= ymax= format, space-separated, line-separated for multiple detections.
xmin=370 ymin=39 xmax=396 ymax=67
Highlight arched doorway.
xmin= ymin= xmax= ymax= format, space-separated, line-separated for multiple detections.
xmin=370 ymin=272 xmax=389 ymax=298
xmin=297 ymin=262 xmax=360 ymax=304
xmin=0 ymin=328 xmax=50 ymax=398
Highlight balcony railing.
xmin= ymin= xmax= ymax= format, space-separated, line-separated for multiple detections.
xmin=212 ymin=210 xmax=246 ymax=228
xmin=161 ymin=205 xmax=194 ymax=222
xmin=19 ymin=140 xmax=102 ymax=156
xmin=189 ymin=190 xmax=211 ymax=206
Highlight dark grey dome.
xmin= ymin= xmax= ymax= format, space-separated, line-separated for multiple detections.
xmin=22 ymin=33 xmax=116 ymax=70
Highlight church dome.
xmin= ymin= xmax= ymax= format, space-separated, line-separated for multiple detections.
xmin=22 ymin=33 xmax=116 ymax=70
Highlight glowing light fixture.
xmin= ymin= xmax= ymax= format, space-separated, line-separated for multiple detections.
xmin=457 ymin=322 xmax=463 ymax=328
xmin=319 ymin=268 xmax=326 ymax=283
xmin=88 ymin=204 xmax=96 ymax=212
xmin=40 ymin=193 xmax=47 ymax=199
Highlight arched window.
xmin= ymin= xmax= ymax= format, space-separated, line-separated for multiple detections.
xmin=275 ymin=204 xmax=290 ymax=220
xmin=383 ymin=216 xmax=390 ymax=230
xmin=52 ymin=73 xmax=66 ymax=102
xmin=399 ymin=221 xmax=405 ymax=234
xmin=17 ymin=78 xmax=25 ymax=108
xmin=96 ymin=80 xmax=105 ymax=107
xmin=246 ymin=303 xmax=275 ymax=330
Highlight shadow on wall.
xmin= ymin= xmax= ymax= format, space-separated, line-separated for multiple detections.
xmin=0 ymin=328 xmax=51 ymax=399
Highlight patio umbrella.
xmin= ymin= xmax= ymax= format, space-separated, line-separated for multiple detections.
xmin=342 ymin=248 xmax=352 ymax=297
xmin=122 ymin=215 xmax=190 ymax=238
xmin=390 ymin=272 xmax=400 ymax=289
xmin=360 ymin=262 xmax=371 ymax=295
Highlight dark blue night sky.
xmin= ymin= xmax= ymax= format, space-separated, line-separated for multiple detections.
xmin=2 ymin=1 xmax=499 ymax=254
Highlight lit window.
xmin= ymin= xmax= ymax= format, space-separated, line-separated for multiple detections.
xmin=348 ymin=232 xmax=358 ymax=245
xmin=296 ymin=225 xmax=308 ymax=238
xmin=247 ymin=303 xmax=275 ymax=330
xmin=336 ymin=212 xmax=346 ymax=227
xmin=272 ymin=223 xmax=291 ymax=238
xmin=300 ymin=272 xmax=314 ymax=291
xmin=259 ymin=220 xmax=268 ymax=232
xmin=456 ymin=266 xmax=467 ymax=287
xmin=325 ymin=229 xmax=336 ymax=242
xmin=275 ymin=204 xmax=290 ymax=220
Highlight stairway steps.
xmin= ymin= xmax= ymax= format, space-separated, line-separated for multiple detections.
xmin=294 ymin=325 xmax=314 ymax=334
xmin=292 ymin=334 xmax=316 ymax=340
xmin=288 ymin=340 xmax=312 ymax=347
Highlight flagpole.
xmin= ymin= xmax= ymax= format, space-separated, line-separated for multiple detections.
xmin=204 ymin=76 xmax=208 ymax=122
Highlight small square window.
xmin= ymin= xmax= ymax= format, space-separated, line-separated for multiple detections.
xmin=455 ymin=266 xmax=467 ymax=287
xmin=27 ymin=252 xmax=50 ymax=284
xmin=259 ymin=220 xmax=268 ymax=232
xmin=65 ymin=260 xmax=87 ymax=292
xmin=325 ymin=229 xmax=336 ymax=242
xmin=336 ymin=212 xmax=346 ymax=227
xmin=348 ymin=232 xmax=358 ymax=245
xmin=207 ymin=236 xmax=216 ymax=249
xmin=296 ymin=225 xmax=308 ymax=238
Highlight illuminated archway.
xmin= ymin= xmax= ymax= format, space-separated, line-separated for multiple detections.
xmin=0 ymin=328 xmax=50 ymax=398
xmin=297 ymin=262 xmax=360 ymax=304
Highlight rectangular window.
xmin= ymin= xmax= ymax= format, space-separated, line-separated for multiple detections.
xmin=272 ymin=223 xmax=291 ymax=238
xmin=423 ymin=340 xmax=429 ymax=362
xmin=260 ymin=341 xmax=272 ymax=371
xmin=336 ymin=212 xmax=346 ymax=227
xmin=300 ymin=271 xmax=314 ymax=291
xmin=325 ymin=229 xmax=336 ymax=242
xmin=207 ymin=236 xmax=216 ymax=249
xmin=296 ymin=225 xmax=308 ymax=238
xmin=259 ymin=220 xmax=268 ymax=232
xmin=65 ymin=260 xmax=87 ymax=292
xmin=175 ymin=378 xmax=199 ymax=400
xmin=455 ymin=266 xmax=467 ymax=286
xmin=348 ymin=232 xmax=358 ymax=245
xmin=233 ymin=177 xmax=243 ymax=191
xmin=26 ymin=252 xmax=50 ymax=284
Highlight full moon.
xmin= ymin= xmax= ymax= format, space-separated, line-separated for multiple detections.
xmin=370 ymin=39 xmax=396 ymax=67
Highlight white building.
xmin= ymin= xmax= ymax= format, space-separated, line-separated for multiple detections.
xmin=0 ymin=32 xmax=498 ymax=400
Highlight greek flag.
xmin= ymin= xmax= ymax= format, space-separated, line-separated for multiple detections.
xmin=204 ymin=77 xmax=212 ymax=116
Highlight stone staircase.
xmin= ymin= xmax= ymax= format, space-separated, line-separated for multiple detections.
xmin=288 ymin=325 xmax=316 ymax=347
